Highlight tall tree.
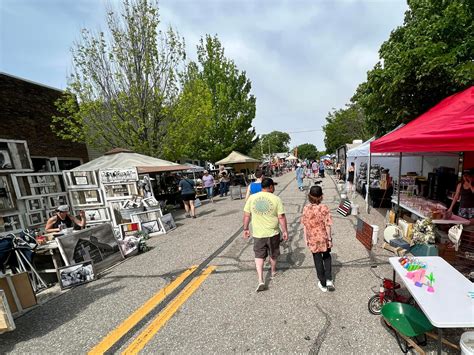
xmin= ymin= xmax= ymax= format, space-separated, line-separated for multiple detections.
xmin=249 ymin=131 xmax=291 ymax=158
xmin=296 ymin=143 xmax=319 ymax=160
xmin=195 ymin=35 xmax=257 ymax=162
xmin=52 ymin=0 xmax=186 ymax=156
xmin=353 ymin=0 xmax=474 ymax=135
xmin=323 ymin=104 xmax=370 ymax=153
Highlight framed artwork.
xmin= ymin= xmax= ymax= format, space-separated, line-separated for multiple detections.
xmin=160 ymin=213 xmax=176 ymax=233
xmin=27 ymin=212 xmax=44 ymax=226
xmin=69 ymin=189 xmax=102 ymax=207
xmin=130 ymin=208 xmax=163 ymax=224
xmin=0 ymin=175 xmax=15 ymax=210
xmin=143 ymin=197 xmax=159 ymax=207
xmin=141 ymin=220 xmax=163 ymax=235
xmin=55 ymin=223 xmax=123 ymax=272
xmin=58 ymin=261 xmax=95 ymax=290
xmin=118 ymin=222 xmax=141 ymax=239
xmin=99 ymin=168 xmax=138 ymax=184
xmin=0 ymin=214 xmax=23 ymax=233
xmin=47 ymin=195 xmax=68 ymax=209
xmin=11 ymin=173 xmax=65 ymax=198
xmin=80 ymin=208 xmax=110 ymax=223
xmin=104 ymin=183 xmax=138 ymax=200
xmin=63 ymin=171 xmax=98 ymax=188
xmin=26 ymin=198 xmax=43 ymax=212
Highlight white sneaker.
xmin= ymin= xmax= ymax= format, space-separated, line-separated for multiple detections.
xmin=318 ymin=281 xmax=328 ymax=292
xmin=326 ymin=280 xmax=335 ymax=291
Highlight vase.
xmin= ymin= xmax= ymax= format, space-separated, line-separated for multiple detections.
xmin=410 ymin=244 xmax=438 ymax=256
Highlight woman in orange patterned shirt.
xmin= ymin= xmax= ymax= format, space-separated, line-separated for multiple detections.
xmin=301 ymin=185 xmax=334 ymax=292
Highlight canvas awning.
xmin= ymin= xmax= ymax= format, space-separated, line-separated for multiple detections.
xmin=184 ymin=163 xmax=205 ymax=173
xmin=215 ymin=151 xmax=260 ymax=165
xmin=371 ymin=86 xmax=474 ymax=153
xmin=71 ymin=148 xmax=188 ymax=173
xmin=285 ymin=154 xmax=298 ymax=161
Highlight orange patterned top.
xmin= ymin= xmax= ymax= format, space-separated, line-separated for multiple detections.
xmin=301 ymin=203 xmax=333 ymax=253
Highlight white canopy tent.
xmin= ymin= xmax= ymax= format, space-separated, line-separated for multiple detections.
xmin=71 ymin=148 xmax=188 ymax=173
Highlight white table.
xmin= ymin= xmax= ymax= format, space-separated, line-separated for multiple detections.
xmin=389 ymin=257 xmax=474 ymax=353
xmin=391 ymin=199 xmax=470 ymax=225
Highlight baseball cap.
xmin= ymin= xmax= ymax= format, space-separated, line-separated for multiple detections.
xmin=261 ymin=177 xmax=278 ymax=188
xmin=57 ymin=205 xmax=69 ymax=212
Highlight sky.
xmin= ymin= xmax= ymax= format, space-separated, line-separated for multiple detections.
xmin=0 ymin=0 xmax=408 ymax=151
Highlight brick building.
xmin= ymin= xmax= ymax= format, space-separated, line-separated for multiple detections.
xmin=0 ymin=72 xmax=89 ymax=171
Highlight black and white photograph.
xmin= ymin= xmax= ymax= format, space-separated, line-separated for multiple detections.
xmin=82 ymin=208 xmax=109 ymax=222
xmin=48 ymin=195 xmax=68 ymax=209
xmin=160 ymin=213 xmax=176 ymax=233
xmin=141 ymin=220 xmax=163 ymax=234
xmin=26 ymin=198 xmax=43 ymax=212
xmin=143 ymin=197 xmax=159 ymax=207
xmin=56 ymin=223 xmax=123 ymax=273
xmin=58 ymin=261 xmax=95 ymax=290
xmin=130 ymin=209 xmax=163 ymax=224
xmin=117 ymin=236 xmax=140 ymax=257
xmin=27 ymin=212 xmax=44 ymax=225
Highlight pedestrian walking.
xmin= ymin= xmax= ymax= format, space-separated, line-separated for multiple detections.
xmin=245 ymin=169 xmax=264 ymax=200
xmin=347 ymin=162 xmax=355 ymax=198
xmin=243 ymin=178 xmax=289 ymax=292
xmin=335 ymin=162 xmax=342 ymax=181
xmin=178 ymin=174 xmax=197 ymax=218
xmin=319 ymin=160 xmax=325 ymax=178
xmin=202 ymin=170 xmax=215 ymax=203
xmin=295 ymin=163 xmax=304 ymax=191
xmin=218 ymin=167 xmax=230 ymax=197
xmin=311 ymin=160 xmax=318 ymax=178
xmin=301 ymin=185 xmax=334 ymax=292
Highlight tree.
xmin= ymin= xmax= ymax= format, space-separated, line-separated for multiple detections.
xmin=52 ymin=0 xmax=186 ymax=156
xmin=353 ymin=0 xmax=474 ymax=135
xmin=323 ymin=104 xmax=370 ymax=153
xmin=297 ymin=143 xmax=319 ymax=160
xmin=248 ymin=131 xmax=291 ymax=159
xmin=194 ymin=35 xmax=257 ymax=162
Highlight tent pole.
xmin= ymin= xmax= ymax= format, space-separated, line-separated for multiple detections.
xmin=366 ymin=151 xmax=371 ymax=213
xmin=397 ymin=152 xmax=402 ymax=221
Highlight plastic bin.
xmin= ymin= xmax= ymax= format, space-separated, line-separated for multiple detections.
xmin=461 ymin=331 xmax=474 ymax=355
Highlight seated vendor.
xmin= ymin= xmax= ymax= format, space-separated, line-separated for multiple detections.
xmin=45 ymin=205 xmax=86 ymax=233
xmin=447 ymin=169 xmax=474 ymax=225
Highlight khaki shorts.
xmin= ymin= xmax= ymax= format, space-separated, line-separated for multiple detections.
xmin=253 ymin=234 xmax=280 ymax=259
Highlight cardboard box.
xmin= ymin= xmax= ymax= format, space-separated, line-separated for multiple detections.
xmin=0 ymin=273 xmax=37 ymax=314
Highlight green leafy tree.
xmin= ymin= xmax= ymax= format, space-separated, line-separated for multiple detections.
xmin=162 ymin=64 xmax=213 ymax=161
xmin=353 ymin=0 xmax=474 ymax=135
xmin=195 ymin=35 xmax=257 ymax=162
xmin=297 ymin=143 xmax=319 ymax=160
xmin=52 ymin=0 xmax=186 ymax=156
xmin=323 ymin=104 xmax=370 ymax=153
xmin=249 ymin=131 xmax=291 ymax=159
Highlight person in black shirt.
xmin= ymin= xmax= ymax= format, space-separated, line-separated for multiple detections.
xmin=45 ymin=205 xmax=86 ymax=233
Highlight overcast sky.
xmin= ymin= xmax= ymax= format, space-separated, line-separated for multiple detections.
xmin=0 ymin=0 xmax=408 ymax=151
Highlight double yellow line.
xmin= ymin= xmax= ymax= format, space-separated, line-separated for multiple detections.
xmin=89 ymin=265 xmax=216 ymax=355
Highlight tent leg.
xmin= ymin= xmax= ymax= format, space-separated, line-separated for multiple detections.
xmin=366 ymin=152 xmax=371 ymax=214
xmin=396 ymin=152 xmax=402 ymax=221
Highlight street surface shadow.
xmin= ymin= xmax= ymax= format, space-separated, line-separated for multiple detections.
xmin=0 ymin=279 xmax=124 ymax=353
xmin=214 ymin=209 xmax=240 ymax=217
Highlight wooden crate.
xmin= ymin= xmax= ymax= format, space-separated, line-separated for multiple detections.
xmin=0 ymin=290 xmax=15 ymax=333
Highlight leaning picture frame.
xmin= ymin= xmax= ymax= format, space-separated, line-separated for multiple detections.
xmin=159 ymin=213 xmax=177 ymax=233
xmin=57 ymin=260 xmax=95 ymax=290
xmin=141 ymin=220 xmax=164 ymax=235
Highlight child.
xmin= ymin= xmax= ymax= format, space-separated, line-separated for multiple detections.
xmin=301 ymin=185 xmax=334 ymax=292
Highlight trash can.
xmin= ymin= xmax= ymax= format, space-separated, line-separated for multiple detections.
xmin=461 ymin=331 xmax=474 ymax=355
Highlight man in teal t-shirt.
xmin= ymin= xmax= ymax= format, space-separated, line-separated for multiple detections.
xmin=243 ymin=178 xmax=288 ymax=292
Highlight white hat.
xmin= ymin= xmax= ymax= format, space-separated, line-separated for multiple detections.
xmin=57 ymin=205 xmax=69 ymax=212
xmin=297 ymin=163 xmax=301 ymax=167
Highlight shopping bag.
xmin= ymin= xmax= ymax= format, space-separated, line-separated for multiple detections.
xmin=194 ymin=198 xmax=202 ymax=208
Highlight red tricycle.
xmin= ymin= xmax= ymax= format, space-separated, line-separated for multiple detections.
xmin=368 ymin=265 xmax=415 ymax=315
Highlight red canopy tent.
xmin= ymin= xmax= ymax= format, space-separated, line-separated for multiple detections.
xmin=371 ymin=86 xmax=474 ymax=153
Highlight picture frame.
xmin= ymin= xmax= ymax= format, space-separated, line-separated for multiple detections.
xmin=26 ymin=198 xmax=43 ymax=212
xmin=74 ymin=176 xmax=88 ymax=185
xmin=80 ymin=208 xmax=110 ymax=223
xmin=160 ymin=213 xmax=176 ymax=233
xmin=55 ymin=223 xmax=123 ymax=272
xmin=143 ymin=197 xmax=159 ymax=207
xmin=0 ymin=214 xmax=23 ymax=233
xmin=57 ymin=260 xmax=95 ymax=290
xmin=27 ymin=212 xmax=44 ymax=226
xmin=69 ymin=189 xmax=103 ymax=207
xmin=118 ymin=222 xmax=141 ymax=239
xmin=47 ymin=195 xmax=68 ymax=209
xmin=141 ymin=220 xmax=163 ymax=235
xmin=130 ymin=208 xmax=163 ymax=224
xmin=99 ymin=168 xmax=138 ymax=184
xmin=63 ymin=171 xmax=98 ymax=188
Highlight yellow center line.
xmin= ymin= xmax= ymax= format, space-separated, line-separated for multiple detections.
xmin=121 ymin=265 xmax=217 ymax=355
xmin=88 ymin=266 xmax=198 ymax=355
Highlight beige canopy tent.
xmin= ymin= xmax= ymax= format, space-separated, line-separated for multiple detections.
xmin=285 ymin=154 xmax=298 ymax=161
xmin=215 ymin=151 xmax=261 ymax=173
xmin=71 ymin=148 xmax=188 ymax=173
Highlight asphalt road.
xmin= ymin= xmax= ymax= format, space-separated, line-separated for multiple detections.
xmin=0 ymin=171 xmax=458 ymax=354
